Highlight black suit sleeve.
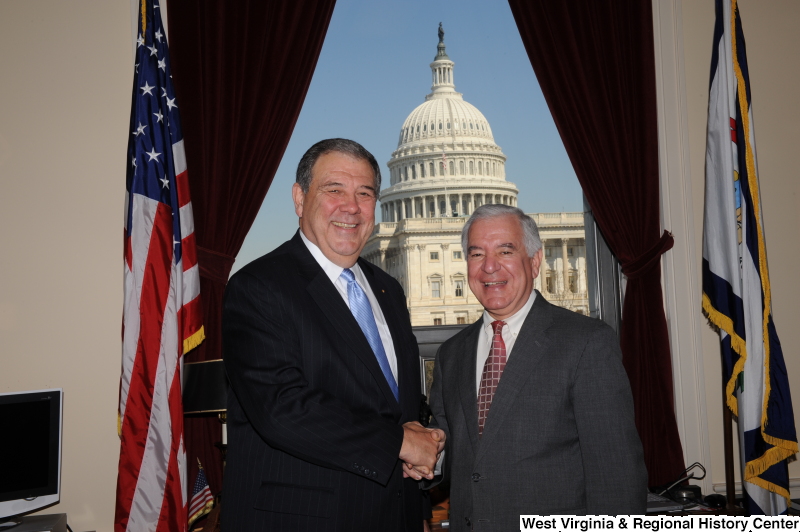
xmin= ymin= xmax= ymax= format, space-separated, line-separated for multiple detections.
xmin=422 ymin=346 xmax=449 ymax=490
xmin=223 ymin=270 xmax=404 ymax=485
xmin=428 ymin=346 xmax=450 ymax=442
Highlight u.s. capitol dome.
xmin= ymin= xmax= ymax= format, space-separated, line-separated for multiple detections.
xmin=378 ymin=24 xmax=518 ymax=222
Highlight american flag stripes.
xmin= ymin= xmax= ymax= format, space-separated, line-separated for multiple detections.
xmin=187 ymin=462 xmax=214 ymax=529
xmin=702 ymin=0 xmax=797 ymax=515
xmin=116 ymin=1 xmax=204 ymax=530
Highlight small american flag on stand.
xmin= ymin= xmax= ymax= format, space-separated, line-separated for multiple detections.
xmin=188 ymin=460 xmax=214 ymax=528
xmin=115 ymin=0 xmax=204 ymax=531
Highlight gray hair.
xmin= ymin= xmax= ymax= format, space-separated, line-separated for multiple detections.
xmin=296 ymin=138 xmax=381 ymax=198
xmin=461 ymin=204 xmax=542 ymax=257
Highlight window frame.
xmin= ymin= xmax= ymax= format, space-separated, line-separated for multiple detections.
xmin=454 ymin=280 xmax=464 ymax=298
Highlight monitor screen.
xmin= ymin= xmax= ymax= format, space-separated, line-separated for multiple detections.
xmin=0 ymin=389 xmax=62 ymax=519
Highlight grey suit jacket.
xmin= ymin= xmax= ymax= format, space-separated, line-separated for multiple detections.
xmin=429 ymin=291 xmax=647 ymax=530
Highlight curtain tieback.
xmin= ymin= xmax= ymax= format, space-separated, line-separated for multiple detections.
xmin=197 ymin=246 xmax=235 ymax=285
xmin=621 ymin=230 xmax=674 ymax=279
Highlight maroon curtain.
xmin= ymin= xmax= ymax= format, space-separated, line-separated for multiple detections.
xmin=508 ymin=0 xmax=684 ymax=486
xmin=167 ymin=0 xmax=337 ymax=493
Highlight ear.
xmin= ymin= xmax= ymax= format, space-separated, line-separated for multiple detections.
xmin=291 ymin=183 xmax=305 ymax=218
xmin=530 ymin=248 xmax=543 ymax=279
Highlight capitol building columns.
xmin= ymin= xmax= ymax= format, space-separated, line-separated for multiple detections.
xmin=536 ymin=238 xmax=547 ymax=293
xmin=561 ymin=238 xmax=569 ymax=294
xmin=440 ymin=244 xmax=450 ymax=298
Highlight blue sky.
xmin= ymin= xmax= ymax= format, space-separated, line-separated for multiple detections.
xmin=234 ymin=0 xmax=581 ymax=272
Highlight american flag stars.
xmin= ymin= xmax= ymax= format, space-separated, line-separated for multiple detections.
xmin=127 ymin=25 xmax=181 ymax=202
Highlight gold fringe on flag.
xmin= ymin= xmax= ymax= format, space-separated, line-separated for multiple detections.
xmin=184 ymin=326 xmax=206 ymax=356
xmin=140 ymin=0 xmax=146 ymax=38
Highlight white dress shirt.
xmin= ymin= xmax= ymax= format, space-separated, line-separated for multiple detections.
xmin=300 ymin=230 xmax=398 ymax=381
xmin=475 ymin=290 xmax=536 ymax=392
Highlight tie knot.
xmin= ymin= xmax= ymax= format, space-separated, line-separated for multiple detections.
xmin=340 ymin=268 xmax=356 ymax=283
xmin=491 ymin=320 xmax=505 ymax=335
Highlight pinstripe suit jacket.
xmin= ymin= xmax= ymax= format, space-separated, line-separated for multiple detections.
xmin=429 ymin=293 xmax=647 ymax=530
xmin=221 ymin=232 xmax=424 ymax=532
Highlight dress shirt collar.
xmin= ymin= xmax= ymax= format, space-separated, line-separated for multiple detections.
xmin=299 ymin=229 xmax=362 ymax=285
xmin=481 ymin=289 xmax=536 ymax=342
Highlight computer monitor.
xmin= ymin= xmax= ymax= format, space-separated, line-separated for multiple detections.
xmin=0 ymin=389 xmax=63 ymax=523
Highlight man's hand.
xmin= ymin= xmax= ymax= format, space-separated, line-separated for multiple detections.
xmin=432 ymin=426 xmax=446 ymax=455
xmin=399 ymin=422 xmax=446 ymax=480
xmin=403 ymin=427 xmax=445 ymax=479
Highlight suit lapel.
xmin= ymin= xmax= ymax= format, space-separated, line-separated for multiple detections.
xmin=475 ymin=292 xmax=553 ymax=464
xmin=457 ymin=321 xmax=482 ymax=454
xmin=291 ymin=233 xmax=401 ymax=412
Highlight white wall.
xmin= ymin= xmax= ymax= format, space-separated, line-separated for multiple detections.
xmin=0 ymin=1 xmax=132 ymax=530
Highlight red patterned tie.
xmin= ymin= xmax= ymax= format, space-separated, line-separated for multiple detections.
xmin=477 ymin=320 xmax=507 ymax=436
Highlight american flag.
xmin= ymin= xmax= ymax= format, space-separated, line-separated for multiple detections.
xmin=188 ymin=461 xmax=214 ymax=528
xmin=116 ymin=1 xmax=204 ymax=531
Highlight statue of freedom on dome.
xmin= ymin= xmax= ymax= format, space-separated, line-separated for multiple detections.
xmin=438 ymin=22 xmax=444 ymax=43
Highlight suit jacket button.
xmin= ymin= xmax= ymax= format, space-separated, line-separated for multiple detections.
xmin=471 ymin=473 xmax=481 ymax=482
xmin=397 ymin=489 xmax=402 ymax=498
xmin=364 ymin=469 xmax=370 ymax=475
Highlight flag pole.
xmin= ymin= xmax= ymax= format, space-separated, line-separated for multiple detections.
xmin=722 ymin=366 xmax=736 ymax=510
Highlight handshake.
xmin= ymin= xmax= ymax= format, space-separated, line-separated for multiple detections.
xmin=399 ymin=421 xmax=446 ymax=481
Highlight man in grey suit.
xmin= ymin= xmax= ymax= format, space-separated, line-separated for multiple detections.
xmin=428 ymin=204 xmax=647 ymax=528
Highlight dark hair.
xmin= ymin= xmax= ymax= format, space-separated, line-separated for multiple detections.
xmin=296 ymin=138 xmax=381 ymax=198
xmin=462 ymin=204 xmax=542 ymax=257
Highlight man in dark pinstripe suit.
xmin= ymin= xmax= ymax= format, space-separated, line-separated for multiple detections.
xmin=222 ymin=139 xmax=444 ymax=532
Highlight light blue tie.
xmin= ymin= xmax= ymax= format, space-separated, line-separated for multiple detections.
xmin=340 ymin=268 xmax=399 ymax=401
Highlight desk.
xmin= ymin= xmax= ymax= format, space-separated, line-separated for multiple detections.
xmin=429 ymin=498 xmax=450 ymax=530
xmin=5 ymin=514 xmax=70 ymax=532
xmin=657 ymin=509 xmax=747 ymax=515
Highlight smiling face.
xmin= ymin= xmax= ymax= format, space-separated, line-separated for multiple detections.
xmin=292 ymin=151 xmax=377 ymax=268
xmin=466 ymin=214 xmax=543 ymax=321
